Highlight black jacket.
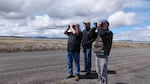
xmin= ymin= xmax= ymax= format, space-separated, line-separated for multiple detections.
xmin=66 ymin=32 xmax=82 ymax=52
xmin=82 ymin=28 xmax=97 ymax=48
xmin=97 ymin=27 xmax=113 ymax=56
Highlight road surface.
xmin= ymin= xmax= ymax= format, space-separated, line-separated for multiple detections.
xmin=0 ymin=48 xmax=150 ymax=84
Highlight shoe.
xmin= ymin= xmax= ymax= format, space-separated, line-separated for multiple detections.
xmin=75 ymin=75 xmax=80 ymax=81
xmin=85 ymin=72 xmax=91 ymax=75
xmin=66 ymin=75 xmax=74 ymax=79
xmin=81 ymin=70 xmax=87 ymax=72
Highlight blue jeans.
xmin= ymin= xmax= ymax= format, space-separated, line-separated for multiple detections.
xmin=66 ymin=51 xmax=80 ymax=75
xmin=83 ymin=48 xmax=92 ymax=73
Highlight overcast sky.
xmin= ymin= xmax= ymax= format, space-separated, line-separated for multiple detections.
xmin=0 ymin=0 xmax=150 ymax=41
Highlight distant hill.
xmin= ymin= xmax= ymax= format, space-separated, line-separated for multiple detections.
xmin=0 ymin=36 xmax=67 ymax=39
xmin=0 ymin=36 xmax=149 ymax=43
xmin=114 ymin=40 xmax=150 ymax=43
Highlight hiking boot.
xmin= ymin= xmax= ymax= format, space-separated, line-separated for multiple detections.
xmin=75 ymin=74 xmax=80 ymax=81
xmin=81 ymin=70 xmax=87 ymax=72
xmin=85 ymin=72 xmax=91 ymax=75
xmin=66 ymin=75 xmax=74 ymax=79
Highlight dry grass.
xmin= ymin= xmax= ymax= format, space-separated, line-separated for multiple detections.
xmin=0 ymin=37 xmax=150 ymax=53
xmin=0 ymin=37 xmax=67 ymax=52
xmin=112 ymin=42 xmax=150 ymax=48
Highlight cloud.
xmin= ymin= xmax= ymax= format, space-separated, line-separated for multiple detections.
xmin=114 ymin=26 xmax=150 ymax=41
xmin=28 ymin=15 xmax=54 ymax=30
xmin=108 ymin=11 xmax=137 ymax=27
xmin=0 ymin=0 xmax=128 ymax=37
xmin=0 ymin=0 xmax=149 ymax=39
xmin=0 ymin=0 xmax=128 ymax=20
xmin=44 ymin=29 xmax=65 ymax=38
xmin=0 ymin=14 xmax=67 ymax=37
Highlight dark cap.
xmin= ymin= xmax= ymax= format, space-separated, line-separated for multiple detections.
xmin=101 ymin=20 xmax=109 ymax=26
xmin=83 ymin=21 xmax=90 ymax=24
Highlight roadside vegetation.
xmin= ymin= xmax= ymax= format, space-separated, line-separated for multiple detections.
xmin=0 ymin=37 xmax=150 ymax=53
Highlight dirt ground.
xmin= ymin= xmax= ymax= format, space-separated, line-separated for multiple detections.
xmin=0 ymin=48 xmax=150 ymax=84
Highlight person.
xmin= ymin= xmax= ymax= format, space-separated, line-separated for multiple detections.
xmin=64 ymin=24 xmax=82 ymax=81
xmin=82 ymin=21 xmax=96 ymax=75
xmin=93 ymin=20 xmax=113 ymax=84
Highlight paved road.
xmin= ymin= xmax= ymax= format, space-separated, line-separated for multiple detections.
xmin=0 ymin=48 xmax=150 ymax=84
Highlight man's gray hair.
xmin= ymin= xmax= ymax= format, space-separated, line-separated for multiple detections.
xmin=75 ymin=24 xmax=81 ymax=34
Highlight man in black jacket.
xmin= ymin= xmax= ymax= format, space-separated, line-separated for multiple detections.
xmin=82 ymin=21 xmax=96 ymax=75
xmin=94 ymin=20 xmax=113 ymax=84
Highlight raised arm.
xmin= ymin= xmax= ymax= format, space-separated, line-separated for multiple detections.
xmin=64 ymin=25 xmax=70 ymax=35
xmin=70 ymin=24 xmax=78 ymax=35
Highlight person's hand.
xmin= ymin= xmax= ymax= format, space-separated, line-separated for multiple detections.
xmin=70 ymin=24 xmax=74 ymax=28
xmin=68 ymin=25 xmax=70 ymax=28
xmin=94 ymin=22 xmax=97 ymax=28
xmin=66 ymin=25 xmax=70 ymax=30
xmin=97 ymin=22 xmax=102 ymax=27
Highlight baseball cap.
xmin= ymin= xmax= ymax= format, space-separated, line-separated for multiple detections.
xmin=100 ymin=20 xmax=109 ymax=26
xmin=83 ymin=21 xmax=90 ymax=24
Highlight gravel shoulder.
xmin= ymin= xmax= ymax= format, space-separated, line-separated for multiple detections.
xmin=0 ymin=48 xmax=150 ymax=84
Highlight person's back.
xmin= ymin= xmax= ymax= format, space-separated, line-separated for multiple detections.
xmin=67 ymin=31 xmax=82 ymax=52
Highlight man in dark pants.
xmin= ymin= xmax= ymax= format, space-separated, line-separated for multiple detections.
xmin=82 ymin=21 xmax=96 ymax=75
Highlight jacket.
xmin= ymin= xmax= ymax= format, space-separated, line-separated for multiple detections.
xmin=82 ymin=28 xmax=97 ymax=48
xmin=94 ymin=27 xmax=113 ymax=56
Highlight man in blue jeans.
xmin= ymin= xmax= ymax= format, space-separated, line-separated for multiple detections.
xmin=82 ymin=21 xmax=96 ymax=75
xmin=64 ymin=24 xmax=82 ymax=81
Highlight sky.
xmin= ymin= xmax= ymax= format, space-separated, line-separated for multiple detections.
xmin=0 ymin=0 xmax=150 ymax=41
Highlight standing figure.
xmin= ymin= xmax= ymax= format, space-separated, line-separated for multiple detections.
xmin=64 ymin=24 xmax=82 ymax=81
xmin=94 ymin=20 xmax=113 ymax=84
xmin=82 ymin=21 xmax=96 ymax=75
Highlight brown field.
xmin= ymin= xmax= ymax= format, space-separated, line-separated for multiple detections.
xmin=0 ymin=37 xmax=150 ymax=52
xmin=0 ymin=37 xmax=66 ymax=52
